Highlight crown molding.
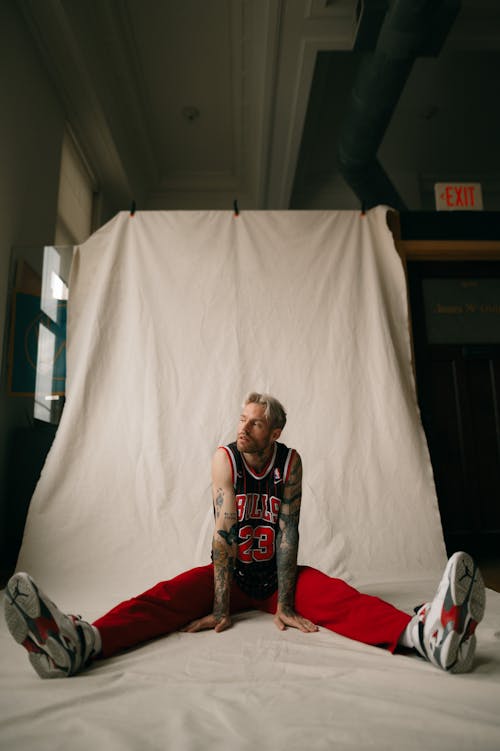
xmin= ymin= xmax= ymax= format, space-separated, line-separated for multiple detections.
xmin=264 ymin=0 xmax=355 ymax=208
xmin=16 ymin=0 xmax=154 ymax=211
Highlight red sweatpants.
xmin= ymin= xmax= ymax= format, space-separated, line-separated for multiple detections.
xmin=93 ymin=565 xmax=411 ymax=658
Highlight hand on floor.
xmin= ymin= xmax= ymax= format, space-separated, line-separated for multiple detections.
xmin=274 ymin=608 xmax=319 ymax=633
xmin=180 ymin=614 xmax=232 ymax=633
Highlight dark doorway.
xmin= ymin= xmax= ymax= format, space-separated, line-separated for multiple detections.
xmin=408 ymin=261 xmax=500 ymax=560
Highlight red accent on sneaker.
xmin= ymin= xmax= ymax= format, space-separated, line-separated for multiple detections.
xmin=441 ymin=604 xmax=459 ymax=630
xmin=35 ymin=615 xmax=59 ymax=640
xmin=22 ymin=637 xmax=43 ymax=654
xmin=466 ymin=619 xmax=478 ymax=637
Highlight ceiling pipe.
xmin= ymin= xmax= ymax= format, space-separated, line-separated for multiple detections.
xmin=338 ymin=0 xmax=461 ymax=211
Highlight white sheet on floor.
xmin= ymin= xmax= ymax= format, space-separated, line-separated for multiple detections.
xmin=1 ymin=580 xmax=499 ymax=751
xmin=2 ymin=208 xmax=500 ymax=750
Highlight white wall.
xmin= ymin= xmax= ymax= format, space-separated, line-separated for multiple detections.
xmin=0 ymin=2 xmax=65 ymax=563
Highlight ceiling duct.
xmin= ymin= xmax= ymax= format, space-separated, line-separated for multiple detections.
xmin=338 ymin=0 xmax=461 ymax=210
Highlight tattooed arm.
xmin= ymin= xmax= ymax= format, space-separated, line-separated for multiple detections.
xmin=211 ymin=447 xmax=238 ymax=627
xmin=274 ymin=451 xmax=318 ymax=633
xmin=181 ymin=448 xmax=237 ymax=633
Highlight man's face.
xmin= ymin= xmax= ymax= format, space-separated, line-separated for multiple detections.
xmin=236 ymin=402 xmax=281 ymax=455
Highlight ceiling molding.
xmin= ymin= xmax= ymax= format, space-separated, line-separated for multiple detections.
xmin=15 ymin=0 xmax=500 ymax=213
xmin=143 ymin=0 xmax=284 ymax=210
xmin=98 ymin=0 xmax=160 ymax=187
xmin=265 ymin=0 xmax=356 ymax=208
xmin=16 ymin=0 xmax=134 ymax=211
xmin=239 ymin=0 xmax=283 ymax=208
xmin=227 ymin=0 xmax=245 ymax=193
xmin=147 ymin=0 xmax=248 ymax=205
xmin=55 ymin=0 xmax=157 ymax=200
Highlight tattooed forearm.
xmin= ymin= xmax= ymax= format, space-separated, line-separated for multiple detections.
xmin=214 ymin=488 xmax=224 ymax=519
xmin=276 ymin=453 xmax=302 ymax=612
xmin=281 ymin=490 xmax=301 ymax=506
xmin=211 ymin=449 xmax=239 ymax=623
xmin=212 ymin=537 xmax=235 ymax=618
xmin=218 ymin=522 xmax=238 ymax=546
xmin=276 ymin=512 xmax=300 ymax=612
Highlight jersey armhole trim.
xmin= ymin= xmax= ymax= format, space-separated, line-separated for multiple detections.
xmin=218 ymin=445 xmax=237 ymax=488
xmin=284 ymin=449 xmax=295 ymax=484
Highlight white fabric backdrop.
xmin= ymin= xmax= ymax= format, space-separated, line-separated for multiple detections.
xmin=17 ymin=207 xmax=446 ymax=619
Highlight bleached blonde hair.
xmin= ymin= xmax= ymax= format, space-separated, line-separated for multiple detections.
xmin=243 ymin=392 xmax=287 ymax=430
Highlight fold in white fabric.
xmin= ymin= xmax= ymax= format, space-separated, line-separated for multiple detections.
xmin=17 ymin=207 xmax=445 ymax=617
xmin=4 ymin=209 xmax=500 ymax=751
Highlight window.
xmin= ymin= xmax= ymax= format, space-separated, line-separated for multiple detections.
xmin=33 ymin=128 xmax=96 ymax=422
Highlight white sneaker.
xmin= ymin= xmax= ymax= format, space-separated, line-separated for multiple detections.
xmin=409 ymin=551 xmax=485 ymax=673
xmin=4 ymin=572 xmax=98 ymax=678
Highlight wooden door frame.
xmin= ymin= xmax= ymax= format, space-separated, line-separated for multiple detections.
xmin=387 ymin=210 xmax=500 ymax=375
xmin=387 ymin=210 xmax=500 ymax=262
xmin=388 ymin=211 xmax=500 ymax=556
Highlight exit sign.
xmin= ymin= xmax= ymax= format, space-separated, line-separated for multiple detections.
xmin=434 ymin=182 xmax=483 ymax=211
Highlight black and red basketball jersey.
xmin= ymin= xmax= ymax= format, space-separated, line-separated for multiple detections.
xmin=219 ymin=441 xmax=296 ymax=599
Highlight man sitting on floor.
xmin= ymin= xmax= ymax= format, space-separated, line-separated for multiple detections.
xmin=5 ymin=392 xmax=486 ymax=677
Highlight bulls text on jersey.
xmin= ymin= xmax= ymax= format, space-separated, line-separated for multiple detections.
xmin=235 ymin=493 xmax=280 ymax=524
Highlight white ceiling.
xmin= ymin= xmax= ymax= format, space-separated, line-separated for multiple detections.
xmin=18 ymin=0 xmax=500 ymax=215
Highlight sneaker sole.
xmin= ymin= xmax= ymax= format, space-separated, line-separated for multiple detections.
xmin=426 ymin=552 xmax=485 ymax=672
xmin=4 ymin=573 xmax=43 ymax=645
xmin=4 ymin=573 xmax=77 ymax=678
xmin=448 ymin=552 xmax=485 ymax=674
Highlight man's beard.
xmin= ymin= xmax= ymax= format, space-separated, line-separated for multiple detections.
xmin=237 ymin=435 xmax=272 ymax=454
